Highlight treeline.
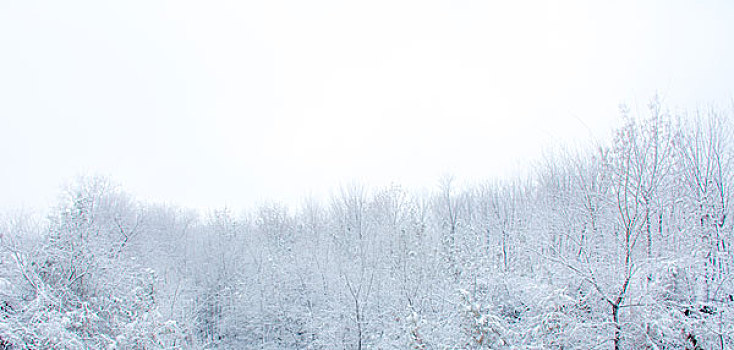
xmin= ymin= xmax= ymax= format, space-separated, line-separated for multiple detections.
xmin=1 ymin=101 xmax=733 ymax=349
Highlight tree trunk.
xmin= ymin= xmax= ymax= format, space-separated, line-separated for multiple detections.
xmin=355 ymin=298 xmax=362 ymax=350
xmin=612 ymin=303 xmax=621 ymax=350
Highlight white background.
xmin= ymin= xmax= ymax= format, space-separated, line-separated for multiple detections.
xmin=1 ymin=0 xmax=733 ymax=212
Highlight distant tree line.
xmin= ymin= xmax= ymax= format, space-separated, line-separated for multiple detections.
xmin=1 ymin=100 xmax=733 ymax=349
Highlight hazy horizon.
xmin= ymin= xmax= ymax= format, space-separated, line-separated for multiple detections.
xmin=2 ymin=1 xmax=733 ymax=213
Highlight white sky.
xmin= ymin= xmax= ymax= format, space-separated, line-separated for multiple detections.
xmin=1 ymin=1 xmax=733 ymax=212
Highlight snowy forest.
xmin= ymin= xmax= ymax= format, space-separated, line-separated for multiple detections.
xmin=1 ymin=103 xmax=733 ymax=349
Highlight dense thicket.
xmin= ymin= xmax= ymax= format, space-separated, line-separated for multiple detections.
xmin=2 ymin=102 xmax=733 ymax=349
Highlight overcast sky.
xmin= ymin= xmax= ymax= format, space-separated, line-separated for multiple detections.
xmin=1 ymin=1 xmax=733 ymax=212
